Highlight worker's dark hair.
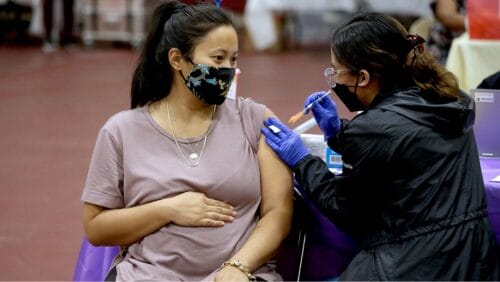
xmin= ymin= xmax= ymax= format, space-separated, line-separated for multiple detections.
xmin=331 ymin=13 xmax=459 ymax=99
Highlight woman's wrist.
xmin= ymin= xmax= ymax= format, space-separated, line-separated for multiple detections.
xmin=155 ymin=198 xmax=174 ymax=225
xmin=218 ymin=259 xmax=256 ymax=281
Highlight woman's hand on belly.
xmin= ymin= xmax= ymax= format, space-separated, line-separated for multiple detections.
xmin=162 ymin=191 xmax=237 ymax=227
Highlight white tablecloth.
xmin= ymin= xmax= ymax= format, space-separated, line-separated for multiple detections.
xmin=245 ymin=0 xmax=434 ymax=50
xmin=446 ymin=33 xmax=500 ymax=91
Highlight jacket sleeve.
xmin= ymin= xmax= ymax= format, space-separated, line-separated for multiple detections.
xmin=293 ymin=155 xmax=369 ymax=234
xmin=293 ymin=114 xmax=393 ymax=235
xmin=292 ymin=155 xmax=336 ymax=213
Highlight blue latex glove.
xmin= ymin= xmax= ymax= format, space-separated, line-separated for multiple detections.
xmin=261 ymin=117 xmax=310 ymax=167
xmin=304 ymin=91 xmax=341 ymax=140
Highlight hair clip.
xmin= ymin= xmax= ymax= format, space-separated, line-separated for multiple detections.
xmin=407 ymin=34 xmax=425 ymax=52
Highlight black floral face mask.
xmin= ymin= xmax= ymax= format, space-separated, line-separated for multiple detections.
xmin=181 ymin=63 xmax=236 ymax=105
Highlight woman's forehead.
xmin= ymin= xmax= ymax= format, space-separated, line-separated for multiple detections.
xmin=193 ymin=25 xmax=238 ymax=54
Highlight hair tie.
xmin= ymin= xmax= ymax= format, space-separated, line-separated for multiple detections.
xmin=407 ymin=34 xmax=425 ymax=52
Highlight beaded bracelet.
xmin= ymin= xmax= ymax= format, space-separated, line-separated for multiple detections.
xmin=219 ymin=259 xmax=256 ymax=281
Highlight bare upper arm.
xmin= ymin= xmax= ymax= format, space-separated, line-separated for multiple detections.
xmin=257 ymin=109 xmax=293 ymax=217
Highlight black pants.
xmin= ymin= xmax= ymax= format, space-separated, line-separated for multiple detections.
xmin=104 ymin=266 xmax=117 ymax=281
xmin=42 ymin=0 xmax=74 ymax=43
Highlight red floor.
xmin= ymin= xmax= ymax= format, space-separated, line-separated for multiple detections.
xmin=0 ymin=44 xmax=352 ymax=280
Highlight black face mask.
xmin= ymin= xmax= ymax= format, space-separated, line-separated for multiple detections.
xmin=332 ymin=83 xmax=366 ymax=112
xmin=181 ymin=63 xmax=236 ymax=105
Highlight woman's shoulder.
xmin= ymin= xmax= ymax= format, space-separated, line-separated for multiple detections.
xmin=237 ymin=96 xmax=266 ymax=107
xmin=222 ymin=97 xmax=267 ymax=119
xmin=224 ymin=97 xmax=267 ymax=151
xmin=101 ymin=107 xmax=146 ymax=132
xmin=235 ymin=97 xmax=267 ymax=113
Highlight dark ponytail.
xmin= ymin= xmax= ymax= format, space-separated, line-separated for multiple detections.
xmin=331 ymin=13 xmax=459 ymax=100
xmin=130 ymin=0 xmax=234 ymax=109
xmin=404 ymin=38 xmax=459 ymax=100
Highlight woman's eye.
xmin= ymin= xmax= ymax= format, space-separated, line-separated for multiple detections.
xmin=214 ymin=55 xmax=224 ymax=61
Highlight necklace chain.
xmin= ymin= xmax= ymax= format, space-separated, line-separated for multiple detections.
xmin=166 ymin=101 xmax=216 ymax=167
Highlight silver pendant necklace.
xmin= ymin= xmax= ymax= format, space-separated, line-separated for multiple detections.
xmin=166 ymin=101 xmax=216 ymax=167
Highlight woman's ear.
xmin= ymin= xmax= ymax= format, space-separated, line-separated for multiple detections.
xmin=168 ymin=48 xmax=184 ymax=71
xmin=357 ymin=69 xmax=371 ymax=87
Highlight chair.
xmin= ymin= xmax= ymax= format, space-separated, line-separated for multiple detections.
xmin=73 ymin=238 xmax=119 ymax=281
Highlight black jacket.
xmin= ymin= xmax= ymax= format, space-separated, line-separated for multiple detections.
xmin=294 ymin=87 xmax=500 ymax=280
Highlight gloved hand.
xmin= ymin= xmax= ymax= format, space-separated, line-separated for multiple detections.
xmin=304 ymin=91 xmax=341 ymax=140
xmin=261 ymin=117 xmax=310 ymax=167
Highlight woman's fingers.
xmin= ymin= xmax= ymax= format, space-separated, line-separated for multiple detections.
xmin=200 ymin=218 xmax=226 ymax=227
xmin=204 ymin=197 xmax=235 ymax=211
xmin=198 ymin=208 xmax=235 ymax=227
xmin=206 ymin=205 xmax=236 ymax=216
xmin=204 ymin=197 xmax=237 ymax=224
xmin=205 ymin=211 xmax=234 ymax=222
xmin=169 ymin=192 xmax=238 ymax=227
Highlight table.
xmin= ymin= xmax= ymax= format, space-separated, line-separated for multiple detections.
xmin=244 ymin=0 xmax=433 ymax=50
xmin=446 ymin=33 xmax=500 ymax=91
xmin=73 ymin=158 xmax=500 ymax=281
xmin=481 ymin=158 xmax=500 ymax=243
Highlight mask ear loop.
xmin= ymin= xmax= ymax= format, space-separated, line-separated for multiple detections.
xmin=179 ymin=70 xmax=189 ymax=84
xmin=353 ymin=75 xmax=360 ymax=95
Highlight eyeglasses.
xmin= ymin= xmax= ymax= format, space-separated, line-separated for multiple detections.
xmin=324 ymin=67 xmax=354 ymax=87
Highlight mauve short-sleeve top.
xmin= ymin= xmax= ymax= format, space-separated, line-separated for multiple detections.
xmin=81 ymin=97 xmax=282 ymax=281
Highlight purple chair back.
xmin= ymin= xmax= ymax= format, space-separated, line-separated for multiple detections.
xmin=73 ymin=238 xmax=119 ymax=281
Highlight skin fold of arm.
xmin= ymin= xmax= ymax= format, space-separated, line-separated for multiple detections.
xmin=225 ymin=109 xmax=294 ymax=272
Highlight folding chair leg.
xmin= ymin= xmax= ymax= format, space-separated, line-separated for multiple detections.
xmin=296 ymin=232 xmax=307 ymax=281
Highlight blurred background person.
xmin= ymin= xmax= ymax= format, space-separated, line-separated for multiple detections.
xmin=42 ymin=0 xmax=74 ymax=51
xmin=426 ymin=0 xmax=465 ymax=64
xmin=477 ymin=71 xmax=500 ymax=89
